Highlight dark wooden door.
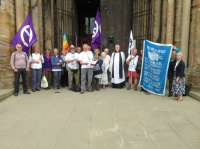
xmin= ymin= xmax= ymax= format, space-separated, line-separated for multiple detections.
xmin=101 ymin=0 xmax=132 ymax=57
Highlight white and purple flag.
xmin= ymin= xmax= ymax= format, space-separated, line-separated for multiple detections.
xmin=91 ymin=9 xmax=102 ymax=50
xmin=10 ymin=12 xmax=37 ymax=54
xmin=128 ymin=30 xmax=134 ymax=55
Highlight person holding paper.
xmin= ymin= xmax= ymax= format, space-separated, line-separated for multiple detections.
xmin=29 ymin=46 xmax=44 ymax=92
xmin=66 ymin=45 xmax=80 ymax=90
xmin=79 ymin=44 xmax=94 ymax=94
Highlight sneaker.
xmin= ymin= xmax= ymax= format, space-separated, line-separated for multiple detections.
xmin=36 ymin=88 xmax=41 ymax=91
xmin=24 ymin=91 xmax=31 ymax=94
xmin=81 ymin=90 xmax=84 ymax=94
xmin=134 ymin=85 xmax=137 ymax=91
xmin=88 ymin=89 xmax=93 ymax=92
xmin=127 ymin=84 xmax=131 ymax=90
xmin=32 ymin=89 xmax=36 ymax=92
xmin=54 ymin=88 xmax=60 ymax=93
xmin=68 ymin=87 xmax=72 ymax=90
xmin=14 ymin=93 xmax=18 ymax=96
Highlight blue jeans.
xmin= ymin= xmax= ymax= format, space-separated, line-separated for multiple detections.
xmin=31 ymin=68 xmax=42 ymax=89
xmin=53 ymin=71 xmax=61 ymax=89
xmin=14 ymin=68 xmax=28 ymax=93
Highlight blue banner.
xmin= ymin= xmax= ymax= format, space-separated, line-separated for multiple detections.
xmin=139 ymin=40 xmax=172 ymax=96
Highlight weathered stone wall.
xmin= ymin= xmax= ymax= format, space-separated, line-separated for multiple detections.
xmin=158 ymin=0 xmax=200 ymax=88
xmin=188 ymin=0 xmax=200 ymax=89
xmin=0 ymin=0 xmax=15 ymax=89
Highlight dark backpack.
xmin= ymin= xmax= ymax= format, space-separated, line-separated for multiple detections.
xmin=183 ymin=84 xmax=192 ymax=96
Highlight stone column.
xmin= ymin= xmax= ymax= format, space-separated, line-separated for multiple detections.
xmin=174 ymin=0 xmax=182 ymax=48
xmin=153 ymin=0 xmax=161 ymax=42
xmin=23 ymin=0 xmax=30 ymax=17
xmin=180 ymin=0 xmax=191 ymax=66
xmin=31 ymin=0 xmax=40 ymax=48
xmin=44 ymin=0 xmax=53 ymax=51
xmin=15 ymin=0 xmax=24 ymax=30
xmin=161 ymin=0 xmax=167 ymax=43
xmin=166 ymin=0 xmax=175 ymax=44
xmin=38 ymin=0 xmax=43 ymax=51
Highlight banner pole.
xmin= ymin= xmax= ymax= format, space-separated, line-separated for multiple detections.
xmin=130 ymin=49 xmax=133 ymax=90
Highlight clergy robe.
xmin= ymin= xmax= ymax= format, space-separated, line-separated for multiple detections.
xmin=109 ymin=52 xmax=125 ymax=88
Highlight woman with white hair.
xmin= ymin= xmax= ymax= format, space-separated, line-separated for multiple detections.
xmin=172 ymin=52 xmax=185 ymax=101
xmin=29 ymin=47 xmax=44 ymax=92
xmin=104 ymin=48 xmax=110 ymax=62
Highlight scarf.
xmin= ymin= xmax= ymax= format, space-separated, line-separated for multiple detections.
xmin=45 ymin=54 xmax=51 ymax=60
xmin=112 ymin=52 xmax=123 ymax=79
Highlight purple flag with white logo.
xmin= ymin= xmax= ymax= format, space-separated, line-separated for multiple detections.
xmin=10 ymin=12 xmax=37 ymax=54
xmin=91 ymin=9 xmax=102 ymax=50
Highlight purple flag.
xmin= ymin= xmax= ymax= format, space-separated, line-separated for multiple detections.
xmin=10 ymin=12 xmax=37 ymax=54
xmin=91 ymin=9 xmax=102 ymax=50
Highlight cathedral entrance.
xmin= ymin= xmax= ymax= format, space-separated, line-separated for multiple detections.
xmin=52 ymin=0 xmax=152 ymax=53
xmin=77 ymin=0 xmax=100 ymax=46
xmin=53 ymin=0 xmax=100 ymax=50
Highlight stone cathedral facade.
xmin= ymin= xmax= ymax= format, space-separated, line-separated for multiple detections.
xmin=0 ymin=0 xmax=200 ymax=89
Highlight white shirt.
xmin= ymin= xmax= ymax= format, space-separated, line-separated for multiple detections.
xmin=66 ymin=52 xmax=80 ymax=69
xmin=79 ymin=51 xmax=94 ymax=69
xmin=174 ymin=61 xmax=180 ymax=71
xmin=106 ymin=55 xmax=111 ymax=62
xmin=29 ymin=53 xmax=44 ymax=69
xmin=126 ymin=55 xmax=139 ymax=71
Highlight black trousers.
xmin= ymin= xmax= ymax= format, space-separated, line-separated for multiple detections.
xmin=60 ymin=68 xmax=68 ymax=87
xmin=14 ymin=68 xmax=28 ymax=93
xmin=168 ymin=77 xmax=173 ymax=95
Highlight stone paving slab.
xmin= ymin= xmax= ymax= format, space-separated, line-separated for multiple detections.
xmin=0 ymin=87 xmax=199 ymax=149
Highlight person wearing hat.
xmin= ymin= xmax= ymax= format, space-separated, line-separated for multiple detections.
xmin=65 ymin=45 xmax=80 ymax=90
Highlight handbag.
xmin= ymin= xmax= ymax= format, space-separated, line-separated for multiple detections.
xmin=41 ymin=76 xmax=48 ymax=88
xmin=70 ymin=68 xmax=78 ymax=73
xmin=136 ymin=64 xmax=141 ymax=73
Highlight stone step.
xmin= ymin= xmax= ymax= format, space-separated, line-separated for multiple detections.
xmin=189 ymin=90 xmax=200 ymax=102
xmin=0 ymin=89 xmax=13 ymax=102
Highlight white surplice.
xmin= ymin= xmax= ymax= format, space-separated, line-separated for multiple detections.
xmin=109 ymin=52 xmax=125 ymax=84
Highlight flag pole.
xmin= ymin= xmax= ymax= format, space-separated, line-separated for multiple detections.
xmin=130 ymin=49 xmax=133 ymax=90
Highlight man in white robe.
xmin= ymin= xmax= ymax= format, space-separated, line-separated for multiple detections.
xmin=109 ymin=44 xmax=125 ymax=88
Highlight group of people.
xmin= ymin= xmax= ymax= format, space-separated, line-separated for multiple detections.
xmin=10 ymin=43 xmax=185 ymax=101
